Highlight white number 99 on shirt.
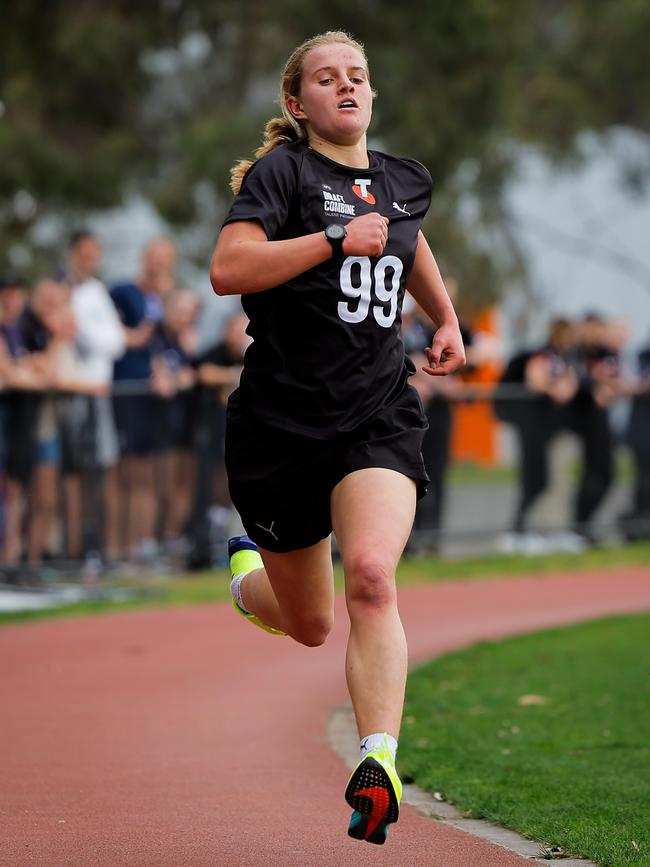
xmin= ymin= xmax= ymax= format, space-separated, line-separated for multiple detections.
xmin=338 ymin=256 xmax=403 ymax=328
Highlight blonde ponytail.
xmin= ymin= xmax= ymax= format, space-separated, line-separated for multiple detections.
xmin=229 ymin=117 xmax=302 ymax=195
xmin=229 ymin=30 xmax=369 ymax=196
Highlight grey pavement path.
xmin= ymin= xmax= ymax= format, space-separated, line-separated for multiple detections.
xmin=1 ymin=566 xmax=648 ymax=866
xmin=441 ymin=478 xmax=630 ymax=556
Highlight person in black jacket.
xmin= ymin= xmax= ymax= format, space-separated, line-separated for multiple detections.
xmin=184 ymin=311 xmax=248 ymax=569
xmin=403 ymin=285 xmax=473 ymax=553
xmin=566 ymin=313 xmax=620 ymax=542
xmin=496 ymin=318 xmax=579 ymax=550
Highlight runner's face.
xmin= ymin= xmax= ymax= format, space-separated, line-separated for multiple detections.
xmin=289 ymin=43 xmax=372 ymax=145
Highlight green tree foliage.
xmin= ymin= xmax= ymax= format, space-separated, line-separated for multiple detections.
xmin=1 ymin=0 xmax=649 ymax=304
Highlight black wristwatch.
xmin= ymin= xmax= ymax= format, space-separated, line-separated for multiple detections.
xmin=324 ymin=223 xmax=347 ymax=259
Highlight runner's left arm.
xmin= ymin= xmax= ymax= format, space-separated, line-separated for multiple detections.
xmin=407 ymin=232 xmax=466 ymax=376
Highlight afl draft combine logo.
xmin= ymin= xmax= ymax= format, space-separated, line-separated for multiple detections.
xmin=352 ymin=178 xmax=376 ymax=205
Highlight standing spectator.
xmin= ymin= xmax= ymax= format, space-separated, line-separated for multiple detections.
xmin=497 ymin=318 xmax=580 ymax=552
xmin=567 ymin=313 xmax=620 ymax=543
xmin=403 ymin=276 xmax=482 ymax=553
xmin=107 ymin=238 xmax=177 ymax=564
xmin=622 ymin=340 xmax=650 ymax=540
xmin=151 ymin=288 xmax=200 ymax=555
xmin=19 ymin=278 xmax=96 ymax=566
xmin=0 ymin=276 xmax=46 ymax=571
xmin=185 ymin=310 xmax=249 ymax=568
xmin=0 ymin=275 xmax=29 ymax=363
xmin=139 ymin=237 xmax=177 ymax=303
xmin=195 ymin=312 xmax=249 ymax=505
xmin=403 ymin=294 xmax=465 ymax=553
xmin=62 ymin=231 xmax=126 ymax=565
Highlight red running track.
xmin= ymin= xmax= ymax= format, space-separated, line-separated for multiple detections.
xmin=2 ymin=567 xmax=648 ymax=867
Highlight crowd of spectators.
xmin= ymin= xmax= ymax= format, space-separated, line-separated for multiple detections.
xmin=0 ymin=232 xmax=249 ymax=582
xmin=404 ymin=296 xmax=650 ymax=555
xmin=494 ymin=313 xmax=650 ymax=552
xmin=0 ymin=235 xmax=648 ymax=582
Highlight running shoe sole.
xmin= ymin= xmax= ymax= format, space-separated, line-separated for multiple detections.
xmin=347 ymin=810 xmax=389 ymax=845
xmin=345 ymin=756 xmax=400 ymax=844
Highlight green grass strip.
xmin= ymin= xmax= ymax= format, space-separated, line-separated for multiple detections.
xmin=1 ymin=541 xmax=648 ymax=626
xmin=0 ymin=571 xmax=233 ymax=626
xmin=400 ymin=613 xmax=650 ymax=866
xmin=448 ymin=452 xmax=635 ymax=486
xmin=396 ymin=541 xmax=650 ymax=583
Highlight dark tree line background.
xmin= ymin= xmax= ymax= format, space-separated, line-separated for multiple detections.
xmin=2 ymin=0 xmax=649 ymax=309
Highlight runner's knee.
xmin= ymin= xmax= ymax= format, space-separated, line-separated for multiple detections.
xmin=345 ymin=556 xmax=396 ymax=611
xmin=287 ymin=611 xmax=334 ymax=647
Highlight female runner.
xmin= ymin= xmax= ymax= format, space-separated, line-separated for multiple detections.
xmin=210 ymin=30 xmax=465 ymax=845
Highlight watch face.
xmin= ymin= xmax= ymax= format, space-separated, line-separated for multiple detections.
xmin=326 ymin=224 xmax=346 ymax=241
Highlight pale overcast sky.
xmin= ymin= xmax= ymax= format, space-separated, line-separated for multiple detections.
xmin=505 ymin=129 xmax=650 ymax=352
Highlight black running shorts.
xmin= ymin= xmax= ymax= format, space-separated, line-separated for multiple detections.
xmin=112 ymin=394 xmax=161 ymax=456
xmin=225 ymin=386 xmax=429 ymax=553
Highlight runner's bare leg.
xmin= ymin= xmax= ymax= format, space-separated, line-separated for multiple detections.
xmin=331 ymin=468 xmax=416 ymax=739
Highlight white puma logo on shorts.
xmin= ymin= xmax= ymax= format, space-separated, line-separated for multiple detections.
xmin=255 ymin=520 xmax=278 ymax=541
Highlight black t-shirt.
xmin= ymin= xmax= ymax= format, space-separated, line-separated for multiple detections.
xmin=19 ymin=306 xmax=50 ymax=353
xmin=222 ymin=140 xmax=432 ymax=438
xmin=197 ymin=342 xmax=242 ymax=369
xmin=194 ymin=340 xmax=243 ymax=414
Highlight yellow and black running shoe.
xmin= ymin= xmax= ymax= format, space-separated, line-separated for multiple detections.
xmin=345 ymin=734 xmax=402 ymax=845
xmin=228 ymin=536 xmax=287 ymax=636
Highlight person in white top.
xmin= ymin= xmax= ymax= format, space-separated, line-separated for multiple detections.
xmin=64 ymin=230 xmax=126 ymax=565
xmin=68 ymin=230 xmax=126 ymax=389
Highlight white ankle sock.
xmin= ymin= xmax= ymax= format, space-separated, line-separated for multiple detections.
xmin=360 ymin=732 xmax=398 ymax=762
xmin=230 ymin=573 xmax=251 ymax=613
